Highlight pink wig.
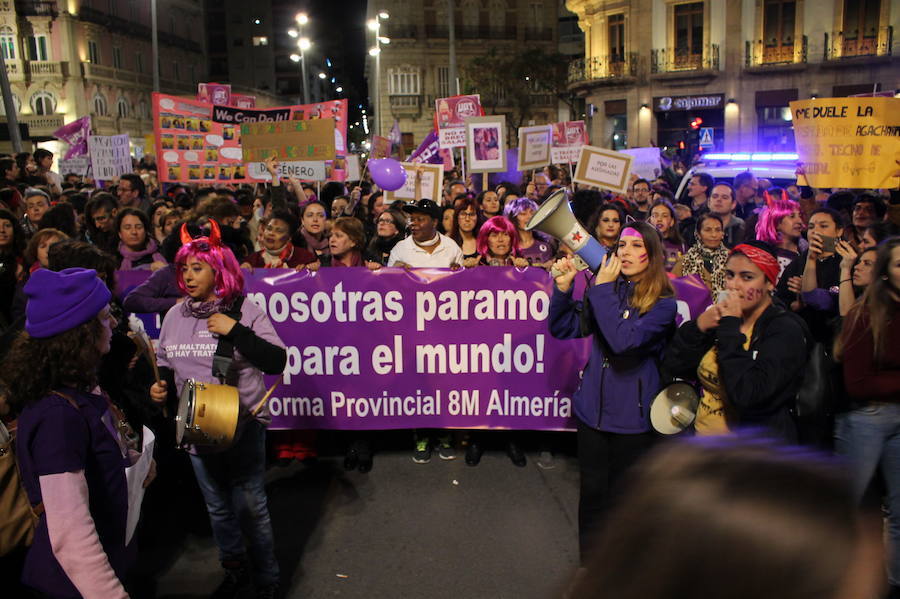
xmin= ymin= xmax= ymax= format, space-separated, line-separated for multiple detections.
xmin=175 ymin=220 xmax=244 ymax=302
xmin=476 ymin=215 xmax=520 ymax=258
xmin=755 ymin=189 xmax=801 ymax=245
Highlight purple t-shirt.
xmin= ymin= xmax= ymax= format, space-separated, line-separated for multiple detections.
xmin=156 ymin=297 xmax=285 ymax=431
xmin=519 ymin=236 xmax=557 ymax=265
xmin=16 ymin=389 xmax=132 ymax=598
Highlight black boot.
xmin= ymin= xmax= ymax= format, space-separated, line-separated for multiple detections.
xmin=211 ymin=560 xmax=251 ymax=599
xmin=465 ymin=441 xmax=484 ymax=466
xmin=507 ymin=440 xmax=526 ymax=467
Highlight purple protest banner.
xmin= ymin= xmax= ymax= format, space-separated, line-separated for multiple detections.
xmin=243 ymin=267 xmax=588 ymax=431
xmin=115 ymin=267 xmax=713 ymax=431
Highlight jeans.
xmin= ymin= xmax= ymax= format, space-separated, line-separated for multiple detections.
xmin=576 ymin=420 xmax=656 ymax=564
xmin=190 ymin=420 xmax=279 ymax=587
xmin=835 ymin=403 xmax=900 ymax=585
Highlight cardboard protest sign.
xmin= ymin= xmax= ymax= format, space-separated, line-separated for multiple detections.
xmin=88 ymin=134 xmax=132 ymax=180
xmin=346 ymin=154 xmax=361 ymax=181
xmin=384 ymin=162 xmax=442 ymax=204
xmin=435 ymin=94 xmax=483 ymax=149
xmin=790 ymin=97 xmax=900 ymax=188
xmin=517 ymin=125 xmax=552 ymax=170
xmin=572 ymin=146 xmax=633 ymax=194
xmin=197 ymin=83 xmax=232 ymax=106
xmin=58 ymin=156 xmax=90 ymax=177
xmin=550 ymin=121 xmax=588 ymax=163
xmin=246 ymin=161 xmax=326 ymax=181
xmin=465 ymin=116 xmax=507 ymax=173
xmin=154 ymin=93 xmax=348 ymax=183
xmin=620 ymin=147 xmax=661 ymax=181
xmin=240 ymin=118 xmax=336 ymax=162
xmin=371 ymin=135 xmax=391 ymax=159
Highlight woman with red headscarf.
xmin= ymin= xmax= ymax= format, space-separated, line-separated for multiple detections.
xmin=664 ymin=241 xmax=809 ymax=442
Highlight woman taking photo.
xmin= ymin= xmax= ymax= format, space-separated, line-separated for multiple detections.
xmin=115 ymin=208 xmax=166 ymax=271
xmin=588 ymin=203 xmax=625 ymax=250
xmin=149 ymin=221 xmax=286 ymax=598
xmin=504 ymin=197 xmax=556 ymax=268
xmin=664 ymin=242 xmax=808 ymax=441
xmin=835 ymin=237 xmax=900 ymax=596
xmin=451 ymin=198 xmax=481 ymax=261
xmin=648 ymin=198 xmax=685 ymax=273
xmin=4 ymin=267 xmax=153 ymax=598
xmin=680 ymin=213 xmax=730 ymax=296
xmin=242 ymin=210 xmax=316 ymax=270
xmin=149 ymin=200 xmax=171 ymax=245
xmin=549 ymin=220 xmax=676 ymax=562
xmin=364 ymin=209 xmax=406 ymax=267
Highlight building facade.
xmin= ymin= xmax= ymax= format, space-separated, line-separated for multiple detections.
xmin=565 ymin=0 xmax=899 ymax=154
xmin=1 ymin=0 xmax=208 ymax=154
xmin=365 ymin=0 xmax=561 ymax=156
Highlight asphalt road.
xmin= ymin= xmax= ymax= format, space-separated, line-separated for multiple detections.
xmin=142 ymin=433 xmax=580 ymax=599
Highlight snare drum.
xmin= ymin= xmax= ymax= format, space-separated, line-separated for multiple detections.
xmin=176 ymin=379 xmax=239 ymax=447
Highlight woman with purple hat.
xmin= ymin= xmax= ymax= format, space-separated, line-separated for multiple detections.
xmin=3 ymin=267 xmax=155 ymax=598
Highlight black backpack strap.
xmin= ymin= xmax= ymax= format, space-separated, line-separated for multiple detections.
xmin=212 ymin=296 xmax=245 ymax=382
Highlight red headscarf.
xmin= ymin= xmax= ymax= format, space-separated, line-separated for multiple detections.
xmin=731 ymin=244 xmax=779 ymax=285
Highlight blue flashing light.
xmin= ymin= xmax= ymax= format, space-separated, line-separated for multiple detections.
xmin=326 ymin=58 xmax=332 ymax=67
xmin=331 ymin=77 xmax=336 ymax=83
xmin=702 ymin=152 xmax=798 ymax=162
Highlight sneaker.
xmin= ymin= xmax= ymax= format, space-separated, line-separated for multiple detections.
xmin=413 ymin=438 xmax=432 ymax=463
xmin=211 ymin=564 xmax=251 ymax=599
xmin=536 ymin=450 xmax=555 ymax=470
xmin=437 ymin=435 xmax=456 ymax=460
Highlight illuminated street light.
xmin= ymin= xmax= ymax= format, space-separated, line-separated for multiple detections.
xmin=378 ymin=36 xmax=390 ymax=44
xmin=318 ymin=72 xmax=326 ymax=79
xmin=378 ymin=10 xmax=389 ymax=19
xmin=298 ymin=38 xmax=311 ymax=50
xmin=287 ymin=29 xmax=298 ymax=38
xmin=290 ymin=54 xmax=300 ymax=62
xmin=368 ymin=47 xmax=380 ymax=56
xmin=296 ymin=13 xmax=308 ymax=25
xmin=367 ymin=19 xmax=379 ymax=31
xmin=336 ymin=86 xmax=343 ymax=93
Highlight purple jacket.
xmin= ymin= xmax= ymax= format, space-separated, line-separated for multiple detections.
xmin=549 ymin=279 xmax=676 ymax=433
xmin=121 ymin=264 xmax=181 ymax=314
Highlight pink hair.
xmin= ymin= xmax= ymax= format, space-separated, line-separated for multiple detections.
xmin=476 ymin=215 xmax=520 ymax=258
xmin=175 ymin=221 xmax=244 ymax=302
xmin=755 ymin=191 xmax=801 ymax=245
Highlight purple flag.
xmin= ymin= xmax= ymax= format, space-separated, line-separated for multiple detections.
xmin=408 ymin=129 xmax=443 ymax=165
xmin=53 ymin=116 xmax=92 ymax=160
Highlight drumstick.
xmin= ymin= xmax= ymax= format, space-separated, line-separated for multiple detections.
xmin=250 ymin=381 xmax=280 ymax=417
xmin=131 ymin=332 xmax=168 ymax=417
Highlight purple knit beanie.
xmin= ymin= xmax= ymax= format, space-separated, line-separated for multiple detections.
xmin=24 ymin=268 xmax=111 ymax=338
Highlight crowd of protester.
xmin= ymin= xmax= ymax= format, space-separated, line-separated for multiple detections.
xmin=0 ymin=144 xmax=898 ymax=599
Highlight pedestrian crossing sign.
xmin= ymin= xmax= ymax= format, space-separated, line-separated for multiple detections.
xmin=699 ymin=127 xmax=714 ymax=149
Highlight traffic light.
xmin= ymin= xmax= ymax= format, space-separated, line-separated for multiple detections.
xmin=690 ymin=117 xmax=704 ymax=130
xmin=678 ymin=141 xmax=686 ymax=150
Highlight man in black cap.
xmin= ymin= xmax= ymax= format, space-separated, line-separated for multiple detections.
xmin=387 ymin=199 xmax=464 ymax=268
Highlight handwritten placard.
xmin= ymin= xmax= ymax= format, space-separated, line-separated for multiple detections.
xmin=572 ymin=146 xmax=633 ymax=194
xmin=240 ymin=118 xmax=336 ymax=162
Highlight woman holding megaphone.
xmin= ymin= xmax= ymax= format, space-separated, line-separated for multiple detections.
xmin=549 ymin=220 xmax=677 ymax=564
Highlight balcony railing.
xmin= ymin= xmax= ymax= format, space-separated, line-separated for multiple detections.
xmin=389 ymin=94 xmax=421 ymax=108
xmin=745 ymin=36 xmax=808 ymax=67
xmin=14 ymin=0 xmax=57 ymax=17
xmin=82 ymin=62 xmax=115 ymax=80
xmin=78 ymin=6 xmax=202 ymax=54
xmin=651 ymin=45 xmax=720 ymax=74
xmin=568 ymin=53 xmax=638 ymax=84
xmin=424 ymin=25 xmax=518 ymax=40
xmin=824 ymin=26 xmax=893 ymax=60
xmin=24 ymin=60 xmax=69 ymax=78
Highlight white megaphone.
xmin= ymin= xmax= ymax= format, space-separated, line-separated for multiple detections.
xmin=650 ymin=382 xmax=700 ymax=435
xmin=525 ymin=188 xmax=607 ymax=272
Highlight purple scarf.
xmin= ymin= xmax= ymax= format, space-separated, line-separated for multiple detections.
xmin=119 ymin=238 xmax=165 ymax=270
xmin=300 ymin=229 xmax=330 ymax=255
xmin=181 ymin=296 xmax=229 ymax=319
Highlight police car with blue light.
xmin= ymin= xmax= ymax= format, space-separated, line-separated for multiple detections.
xmin=674 ymin=152 xmax=801 ymax=204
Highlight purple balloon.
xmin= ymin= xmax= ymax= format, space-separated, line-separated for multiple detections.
xmin=369 ymin=158 xmax=407 ymax=191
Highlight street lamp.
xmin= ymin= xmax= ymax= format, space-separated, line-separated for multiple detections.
xmin=290 ymin=15 xmax=311 ymax=104
xmin=368 ymin=10 xmax=389 ymax=136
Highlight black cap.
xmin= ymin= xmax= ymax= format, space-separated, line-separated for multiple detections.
xmin=401 ymin=198 xmax=442 ymax=220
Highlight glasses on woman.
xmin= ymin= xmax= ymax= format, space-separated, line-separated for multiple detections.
xmin=376 ymin=218 xmax=395 ymax=225
xmin=459 ymin=211 xmax=477 ymax=219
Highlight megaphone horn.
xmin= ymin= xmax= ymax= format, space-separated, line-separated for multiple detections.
xmin=525 ymin=188 xmax=607 ymax=272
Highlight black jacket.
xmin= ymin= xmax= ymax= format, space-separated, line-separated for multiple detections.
xmin=663 ymin=304 xmax=808 ymax=441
